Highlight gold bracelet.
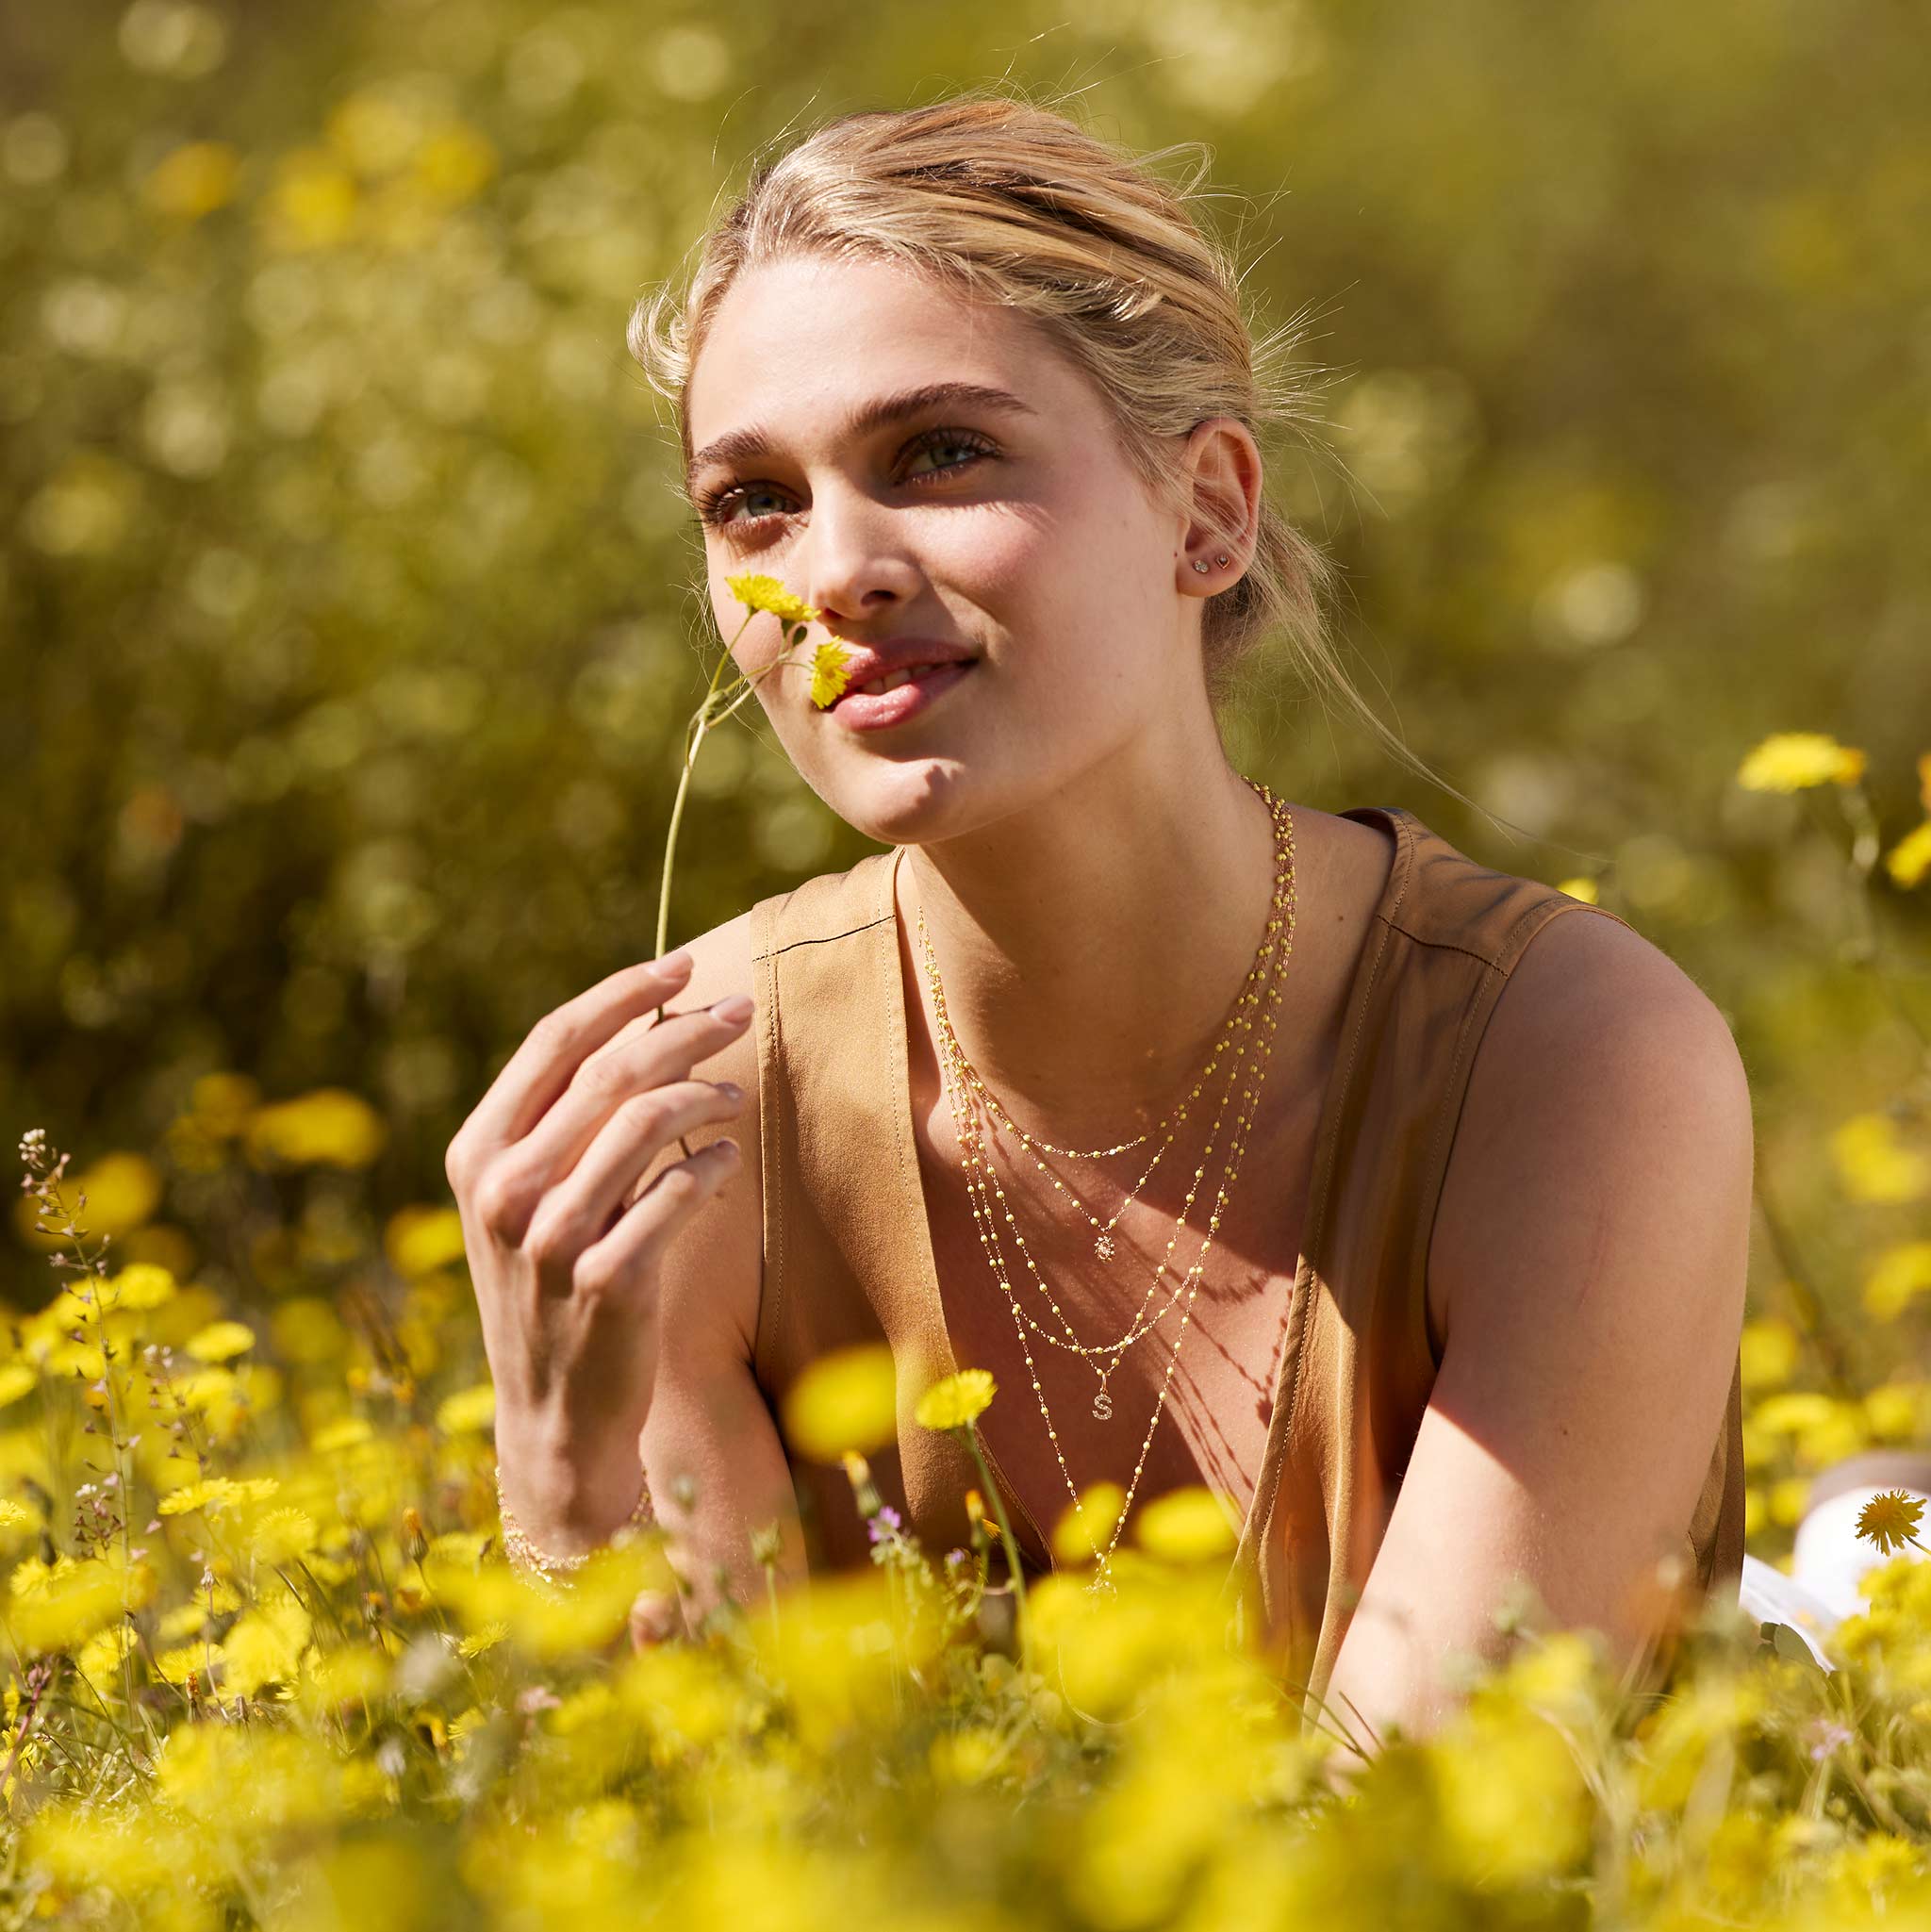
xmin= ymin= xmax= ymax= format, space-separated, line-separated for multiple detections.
xmin=495 ymin=1463 xmax=655 ymax=1592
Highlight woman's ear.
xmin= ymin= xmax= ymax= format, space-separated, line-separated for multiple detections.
xmin=1173 ymin=417 xmax=1263 ymax=596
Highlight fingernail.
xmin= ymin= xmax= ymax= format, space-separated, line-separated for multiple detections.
xmin=658 ymin=949 xmax=693 ymax=974
xmin=717 ymin=1080 xmax=743 ymax=1101
xmin=716 ymin=1137 xmax=741 ymax=1157
xmin=711 ymin=993 xmax=753 ymax=1023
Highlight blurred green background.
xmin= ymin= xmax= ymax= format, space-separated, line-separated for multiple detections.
xmin=2 ymin=0 xmax=1926 ymax=1407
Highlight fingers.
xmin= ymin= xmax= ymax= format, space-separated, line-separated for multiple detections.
xmin=525 ymin=1079 xmax=744 ymax=1263
xmin=447 ymin=951 xmax=697 ymax=1181
xmin=512 ymin=995 xmax=753 ymax=1187
xmin=572 ymin=1139 xmax=742 ymax=1296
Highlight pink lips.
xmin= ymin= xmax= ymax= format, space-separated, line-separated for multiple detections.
xmin=830 ymin=658 xmax=977 ymax=731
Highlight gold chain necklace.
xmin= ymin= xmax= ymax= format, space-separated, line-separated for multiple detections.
xmin=918 ymin=788 xmax=1294 ymax=1380
xmin=918 ymin=784 xmax=1297 ymax=1593
xmin=943 ymin=797 xmax=1291 ymax=1263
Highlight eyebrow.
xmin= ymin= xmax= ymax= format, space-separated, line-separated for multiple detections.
xmin=685 ymin=381 xmax=1038 ymax=493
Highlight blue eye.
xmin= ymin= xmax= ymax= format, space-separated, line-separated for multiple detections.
xmin=694 ymin=425 xmax=998 ymax=533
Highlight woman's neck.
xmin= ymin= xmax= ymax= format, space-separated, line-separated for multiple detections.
xmin=899 ymin=759 xmax=1286 ymax=1142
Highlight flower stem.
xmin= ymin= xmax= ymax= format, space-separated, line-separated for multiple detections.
xmin=961 ymin=1428 xmax=1032 ymax=1677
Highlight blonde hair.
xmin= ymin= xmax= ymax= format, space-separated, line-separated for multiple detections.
xmin=629 ymin=87 xmax=1464 ymax=797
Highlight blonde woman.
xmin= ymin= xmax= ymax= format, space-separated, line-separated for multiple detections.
xmin=446 ymin=94 xmax=1751 ymax=1749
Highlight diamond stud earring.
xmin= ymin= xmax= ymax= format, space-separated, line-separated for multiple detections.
xmin=1215 ymin=553 xmax=1230 ymax=567
xmin=1192 ymin=559 xmax=1211 ymax=574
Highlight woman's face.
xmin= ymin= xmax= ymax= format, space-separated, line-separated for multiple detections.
xmin=682 ymin=251 xmax=1216 ymax=847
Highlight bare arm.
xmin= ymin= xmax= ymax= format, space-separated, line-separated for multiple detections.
xmin=1322 ymin=911 xmax=1753 ymax=1754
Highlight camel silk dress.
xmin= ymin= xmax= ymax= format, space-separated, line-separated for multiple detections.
xmin=745 ymin=805 xmax=1746 ymax=1720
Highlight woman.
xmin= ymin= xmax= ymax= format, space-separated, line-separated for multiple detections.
xmin=447 ymin=94 xmax=1751 ymax=1748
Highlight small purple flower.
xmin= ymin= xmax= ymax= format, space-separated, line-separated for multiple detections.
xmin=1805 ymin=1718 xmax=1854 ymax=1762
xmin=866 ymin=1504 xmax=902 ymax=1546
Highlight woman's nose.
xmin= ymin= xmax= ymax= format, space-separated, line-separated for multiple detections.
xmin=798 ymin=480 xmax=920 ymax=630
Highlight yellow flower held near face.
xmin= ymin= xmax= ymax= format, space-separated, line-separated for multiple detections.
xmin=1736 ymin=732 xmax=1868 ymax=792
xmin=915 ymin=1368 xmax=997 ymax=1432
xmin=810 ymin=639 xmax=853 ymax=710
xmin=1857 ymin=1489 xmax=1926 ymax=1557
xmin=725 ymin=573 xmax=818 ymax=625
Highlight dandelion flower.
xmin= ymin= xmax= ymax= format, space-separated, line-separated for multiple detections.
xmin=1855 ymin=1488 xmax=1925 ymax=1557
xmin=1736 ymin=732 xmax=1867 ymax=793
xmin=185 ymin=1319 xmax=256 ymax=1363
xmin=726 ymin=573 xmax=817 ymax=625
xmin=1885 ymin=819 xmax=1931 ymax=890
xmin=810 ymin=639 xmax=853 ymax=710
xmin=915 ymin=1368 xmax=997 ymax=1432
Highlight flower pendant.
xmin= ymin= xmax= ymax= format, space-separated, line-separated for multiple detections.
xmin=1094 ymin=1230 xmax=1115 ymax=1262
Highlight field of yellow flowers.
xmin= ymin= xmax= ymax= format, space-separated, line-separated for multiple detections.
xmin=0 ymin=733 xmax=1923 ymax=1929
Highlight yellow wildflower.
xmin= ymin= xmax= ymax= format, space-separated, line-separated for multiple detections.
xmin=386 ymin=1203 xmax=468 ymax=1278
xmin=245 ymin=1088 xmax=388 ymax=1170
xmin=1856 ymin=1489 xmax=1926 ymax=1557
xmin=185 ymin=1318 xmax=256 ymax=1363
xmin=782 ymin=1343 xmax=898 ymax=1461
xmin=0 ymin=1364 xmax=37 ymax=1412
xmin=1885 ymin=819 xmax=1931 ymax=890
xmin=915 ymin=1368 xmax=997 ymax=1432
xmin=1736 ymin=732 xmax=1868 ymax=792
xmin=1132 ymin=1484 xmax=1238 ymax=1563
xmin=142 ymin=140 xmax=239 ymax=219
xmin=1864 ymin=1242 xmax=1931 ymax=1320
xmin=436 ymin=1382 xmax=497 ymax=1435
xmin=810 ymin=639 xmax=853 ymax=710
xmin=725 ymin=573 xmax=817 ymax=625
xmin=1832 ymin=1113 xmax=1929 ymax=1204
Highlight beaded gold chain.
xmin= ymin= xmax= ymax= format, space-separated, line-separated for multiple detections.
xmin=941 ymin=829 xmax=1290 ymax=1264
xmin=918 ymin=786 xmax=1294 ymax=1386
xmin=919 ymin=782 xmax=1297 ymax=1593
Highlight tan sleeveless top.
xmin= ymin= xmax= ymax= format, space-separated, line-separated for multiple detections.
xmin=748 ymin=805 xmax=1745 ymax=1716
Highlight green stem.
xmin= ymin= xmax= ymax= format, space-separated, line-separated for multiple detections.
xmin=961 ymin=1428 xmax=1032 ymax=1678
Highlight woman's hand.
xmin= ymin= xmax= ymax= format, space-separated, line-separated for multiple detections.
xmin=444 ymin=949 xmax=753 ymax=1555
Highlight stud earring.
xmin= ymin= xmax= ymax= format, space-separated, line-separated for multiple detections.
xmin=1215 ymin=553 xmax=1230 ymax=567
xmin=1192 ymin=559 xmax=1211 ymax=575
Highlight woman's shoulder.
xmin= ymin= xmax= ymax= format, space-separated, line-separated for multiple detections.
xmin=746 ymin=846 xmax=899 ymax=958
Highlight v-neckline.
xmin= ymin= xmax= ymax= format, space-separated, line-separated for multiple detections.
xmin=882 ymin=804 xmax=1418 ymax=1577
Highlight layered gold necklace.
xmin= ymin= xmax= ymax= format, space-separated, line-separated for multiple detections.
xmin=916 ymin=779 xmax=1297 ymax=1593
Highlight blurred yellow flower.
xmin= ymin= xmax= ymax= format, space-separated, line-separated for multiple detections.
xmin=158 ymin=1476 xmax=278 ymax=1517
xmin=246 ymin=1089 xmax=388 ymax=1170
xmin=142 ymin=140 xmax=239 ymax=218
xmin=185 ymin=1318 xmax=256 ymax=1363
xmin=810 ymin=640 xmax=853 ymax=710
xmin=108 ymin=1262 xmax=179 ymax=1311
xmin=781 ymin=1343 xmax=898 ymax=1461
xmin=1864 ymin=1242 xmax=1931 ymax=1320
xmin=1736 ymin=732 xmax=1868 ymax=791
xmin=1051 ymin=1482 xmax=1126 ymax=1564
xmin=312 ymin=1415 xmax=374 ymax=1453
xmin=914 ymin=1368 xmax=996 ymax=1432
xmin=1739 ymin=1314 xmax=1799 ymax=1390
xmin=253 ymin=1507 xmax=321 ymax=1564
xmin=1885 ymin=819 xmax=1931 ymax=890
xmin=436 ymin=1383 xmax=497 ymax=1435
xmin=1831 ymin=1113 xmax=1929 ymax=1204
xmin=725 ymin=573 xmax=817 ymax=624
xmin=386 ymin=1203 xmax=468 ymax=1278
xmin=414 ymin=124 xmax=497 ymax=205
xmin=0 ymin=1364 xmax=37 ymax=1412
xmin=260 ymin=147 xmax=357 ymax=251
xmin=1132 ymin=1484 xmax=1239 ymax=1564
